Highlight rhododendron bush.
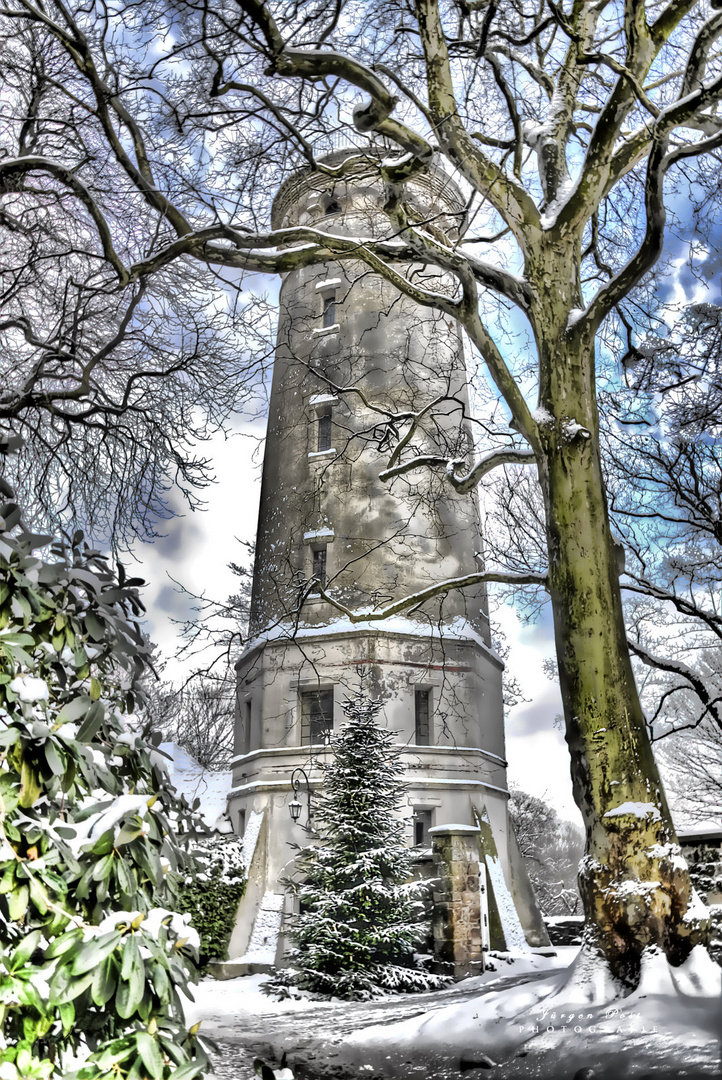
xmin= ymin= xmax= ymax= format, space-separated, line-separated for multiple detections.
xmin=0 ymin=478 xmax=212 ymax=1080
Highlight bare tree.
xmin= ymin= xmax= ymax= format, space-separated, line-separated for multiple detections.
xmin=4 ymin=0 xmax=722 ymax=983
xmin=0 ymin=17 xmax=274 ymax=548
xmin=509 ymin=789 xmax=584 ymax=916
xmin=601 ymin=302 xmax=722 ymax=734
xmin=659 ymin=714 xmax=722 ymax=826
xmin=155 ymin=674 xmax=236 ymax=772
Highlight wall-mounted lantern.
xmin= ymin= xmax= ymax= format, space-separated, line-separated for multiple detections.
xmin=289 ymin=766 xmax=312 ymax=830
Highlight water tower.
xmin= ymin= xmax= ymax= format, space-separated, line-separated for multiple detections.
xmin=226 ymin=150 xmax=545 ymax=967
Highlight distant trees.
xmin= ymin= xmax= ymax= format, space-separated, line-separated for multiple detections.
xmin=508 ymin=789 xmax=584 ymax=917
xmin=143 ymin=553 xmax=255 ymax=768
xmin=150 ymin=674 xmax=236 ymax=772
xmin=659 ymin=718 xmax=722 ymax=827
xmin=603 ymin=301 xmax=722 ymax=740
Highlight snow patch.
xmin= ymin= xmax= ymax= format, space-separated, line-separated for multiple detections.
xmin=608 ymin=878 xmax=661 ymax=899
xmin=543 ymin=943 xmax=625 ymax=1007
xmin=632 ymin=944 xmax=721 ymax=1000
xmin=241 ymin=809 xmax=264 ymax=868
xmin=683 ymin=887 xmax=711 ymax=925
xmin=485 ymin=854 xmax=528 ymax=951
xmin=603 ymin=801 xmax=661 ymax=822
xmin=532 ymin=407 xmax=554 ymax=426
xmin=303 ymin=528 xmax=335 ymax=541
xmin=159 ymin=742 xmax=231 ymax=832
xmin=561 ymin=418 xmax=591 ymax=441
xmin=647 ymin=842 xmax=688 ymax=871
xmin=10 ymin=676 xmax=49 ymax=702
xmin=235 ymin=891 xmax=284 ymax=965
xmin=428 ymin=824 xmax=480 ymax=835
xmin=240 ymin=615 xmax=502 ymax=664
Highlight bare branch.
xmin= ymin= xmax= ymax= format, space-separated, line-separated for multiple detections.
xmin=318 ymin=569 xmax=549 ymax=624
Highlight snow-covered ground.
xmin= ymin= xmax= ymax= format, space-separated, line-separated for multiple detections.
xmin=185 ymin=947 xmax=721 ymax=1079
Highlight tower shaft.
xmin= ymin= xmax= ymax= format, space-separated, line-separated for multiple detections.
xmin=227 ymin=151 xmax=547 ymax=966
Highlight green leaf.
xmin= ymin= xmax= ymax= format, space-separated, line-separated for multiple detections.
xmin=28 ymin=874 xmax=49 ymax=914
xmin=8 ymin=883 xmax=29 ymax=920
xmin=18 ymin=759 xmax=42 ymax=808
xmin=85 ymin=613 xmax=106 ymax=642
xmin=45 ymin=927 xmax=84 ymax=960
xmin=43 ymin=740 xmax=65 ymax=777
xmin=115 ymin=975 xmax=144 ymax=1020
xmin=70 ymin=931 xmax=122 ymax=976
xmin=0 ymin=631 xmax=35 ymax=646
xmin=76 ymin=700 xmax=105 ymax=742
xmin=120 ymin=933 xmax=142 ymax=981
xmin=152 ymin=963 xmax=170 ymax=1003
xmin=90 ymin=829 xmax=115 ymax=857
xmin=91 ymin=852 xmax=114 ymax=883
xmin=136 ymin=1032 xmax=164 ymax=1080
xmin=49 ymin=965 xmax=95 ymax=1004
xmin=9 ymin=929 xmax=42 ymax=972
xmin=91 ymin=954 xmax=118 ymax=1007
xmin=166 ymin=1062 xmax=206 ymax=1080
xmin=91 ymin=1037 xmax=136 ymax=1071
xmin=56 ymin=696 xmax=92 ymax=725
xmin=116 ymin=935 xmax=145 ymax=1018
xmin=0 ymin=864 xmax=16 ymax=893
xmin=58 ymin=1000 xmax=75 ymax=1036
xmin=115 ymin=823 xmax=143 ymax=848
xmin=114 ymin=855 xmax=131 ymax=896
xmin=72 ymin=645 xmax=88 ymax=671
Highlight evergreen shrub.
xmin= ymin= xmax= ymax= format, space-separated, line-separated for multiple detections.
xmin=0 ymin=484 xmax=211 ymax=1080
xmin=178 ymin=837 xmax=246 ymax=966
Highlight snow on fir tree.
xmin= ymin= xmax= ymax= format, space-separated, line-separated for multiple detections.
xmin=272 ymin=678 xmax=450 ymax=1000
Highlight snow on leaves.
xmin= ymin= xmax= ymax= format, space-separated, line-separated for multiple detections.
xmin=0 ymin=498 xmax=212 ymax=1080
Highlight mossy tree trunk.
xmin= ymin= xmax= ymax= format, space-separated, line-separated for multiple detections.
xmin=528 ymin=242 xmax=706 ymax=981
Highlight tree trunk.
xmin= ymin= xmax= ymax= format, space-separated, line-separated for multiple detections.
xmin=535 ymin=321 xmax=708 ymax=982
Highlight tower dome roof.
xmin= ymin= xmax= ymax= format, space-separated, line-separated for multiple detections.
xmin=271 ymin=146 xmax=467 ymax=235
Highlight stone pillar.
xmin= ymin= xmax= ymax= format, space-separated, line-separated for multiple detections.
xmin=429 ymin=824 xmax=485 ymax=979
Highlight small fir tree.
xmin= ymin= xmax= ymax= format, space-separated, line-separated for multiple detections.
xmin=276 ymin=679 xmax=449 ymax=999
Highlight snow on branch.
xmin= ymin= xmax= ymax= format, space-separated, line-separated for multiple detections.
xmin=628 ymin=639 xmax=722 ymax=736
xmin=317 ymin=569 xmax=549 ymax=623
xmin=379 ymin=447 xmax=536 ymax=491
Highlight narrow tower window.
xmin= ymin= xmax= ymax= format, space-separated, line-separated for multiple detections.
xmin=322 ymin=292 xmax=336 ymax=327
xmin=415 ymin=688 xmax=431 ymax=745
xmin=413 ymin=808 xmax=433 ymax=846
xmin=324 ymin=196 xmax=341 ymax=215
xmin=312 ymin=545 xmax=327 ymax=589
xmin=241 ymin=697 xmax=252 ymax=755
xmin=301 ymin=688 xmax=334 ymax=744
xmin=317 ymin=411 xmax=332 ymax=452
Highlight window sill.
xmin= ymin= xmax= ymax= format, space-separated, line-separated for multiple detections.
xmin=312 ymin=323 xmax=340 ymax=337
xmin=308 ymin=448 xmax=336 ymax=459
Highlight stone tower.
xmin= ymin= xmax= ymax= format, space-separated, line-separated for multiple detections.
xmin=226 ymin=150 xmax=546 ymax=967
